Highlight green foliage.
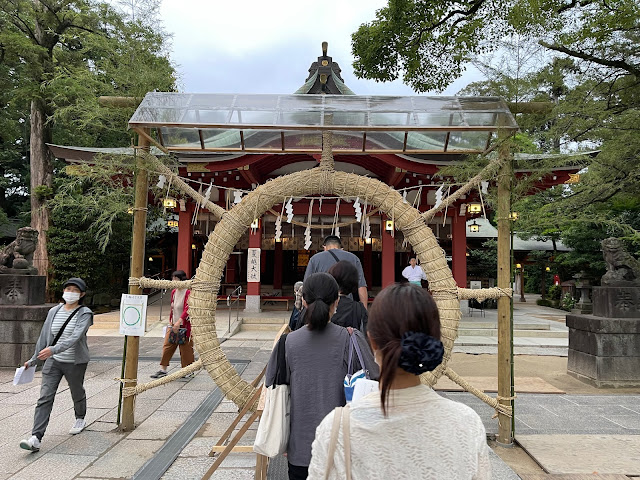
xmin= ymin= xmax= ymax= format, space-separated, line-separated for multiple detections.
xmin=547 ymin=284 xmax=562 ymax=301
xmin=560 ymin=292 xmax=576 ymax=311
xmin=48 ymin=206 xmax=132 ymax=298
xmin=467 ymin=239 xmax=497 ymax=278
xmin=536 ymin=298 xmax=553 ymax=307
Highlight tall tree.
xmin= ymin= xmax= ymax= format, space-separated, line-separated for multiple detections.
xmin=0 ymin=0 xmax=174 ymax=279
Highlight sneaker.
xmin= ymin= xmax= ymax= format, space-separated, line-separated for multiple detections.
xmin=181 ymin=372 xmax=195 ymax=380
xmin=19 ymin=435 xmax=40 ymax=452
xmin=69 ymin=418 xmax=86 ymax=435
xmin=150 ymin=370 xmax=167 ymax=379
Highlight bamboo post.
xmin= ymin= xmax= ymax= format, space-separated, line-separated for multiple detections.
xmin=496 ymin=128 xmax=514 ymax=446
xmin=120 ymin=130 xmax=150 ymax=431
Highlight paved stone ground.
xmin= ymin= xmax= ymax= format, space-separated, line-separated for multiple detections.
xmin=2 ymin=295 xmax=638 ymax=479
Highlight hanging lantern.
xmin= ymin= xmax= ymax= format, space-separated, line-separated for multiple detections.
xmin=163 ymin=197 xmax=177 ymax=209
xmin=191 ymin=244 xmax=197 ymax=250
xmin=546 ymin=266 xmax=551 ymax=272
xmin=148 ymin=257 xmax=153 ymax=262
xmin=127 ymin=207 xmax=134 ymax=215
xmin=509 ymin=212 xmax=519 ymax=220
xmin=468 ymin=203 xmax=482 ymax=214
xmin=469 ymin=221 xmax=480 ymax=233
xmin=385 ymin=220 xmax=394 ymax=231
xmin=167 ymin=219 xmax=179 ymax=228
xmin=516 ymin=263 xmax=522 ymax=269
xmin=365 ymin=237 xmax=372 ymax=244
xmin=251 ymin=218 xmax=260 ymax=229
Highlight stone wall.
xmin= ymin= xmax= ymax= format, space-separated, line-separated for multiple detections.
xmin=0 ymin=304 xmax=53 ymax=367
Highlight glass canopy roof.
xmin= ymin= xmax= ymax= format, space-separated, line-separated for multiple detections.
xmin=128 ymin=93 xmax=518 ymax=155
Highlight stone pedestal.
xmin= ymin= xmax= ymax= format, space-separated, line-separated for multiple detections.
xmin=0 ymin=304 xmax=54 ymax=367
xmin=567 ymin=313 xmax=640 ymax=387
xmin=0 ymin=275 xmax=46 ymax=305
xmin=592 ymin=286 xmax=640 ymax=318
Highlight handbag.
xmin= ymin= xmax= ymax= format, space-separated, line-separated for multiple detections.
xmin=254 ymin=334 xmax=290 ymax=457
xmin=344 ymin=333 xmax=378 ymax=403
xmin=325 ymin=406 xmax=352 ymax=480
xmin=168 ymin=327 xmax=188 ymax=345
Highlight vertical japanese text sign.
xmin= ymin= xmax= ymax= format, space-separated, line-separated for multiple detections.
xmin=247 ymin=247 xmax=261 ymax=283
xmin=119 ymin=294 xmax=148 ymax=336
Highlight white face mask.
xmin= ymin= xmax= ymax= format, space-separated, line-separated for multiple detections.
xmin=63 ymin=291 xmax=81 ymax=304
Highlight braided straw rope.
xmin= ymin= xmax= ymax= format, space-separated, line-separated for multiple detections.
xmin=130 ymin=136 xmax=514 ymax=415
xmin=120 ymin=360 xmax=203 ymax=397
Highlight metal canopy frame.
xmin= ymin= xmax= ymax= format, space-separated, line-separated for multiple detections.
xmin=129 ymin=93 xmax=518 ymax=155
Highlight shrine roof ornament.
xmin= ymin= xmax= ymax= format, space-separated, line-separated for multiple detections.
xmin=128 ymin=93 xmax=518 ymax=155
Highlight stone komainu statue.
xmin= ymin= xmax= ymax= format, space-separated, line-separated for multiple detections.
xmin=601 ymin=237 xmax=640 ymax=286
xmin=0 ymin=227 xmax=39 ymax=275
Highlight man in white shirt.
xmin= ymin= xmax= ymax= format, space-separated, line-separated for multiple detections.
xmin=402 ymin=258 xmax=426 ymax=286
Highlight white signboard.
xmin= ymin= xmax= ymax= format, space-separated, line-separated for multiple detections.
xmin=470 ymin=280 xmax=482 ymax=290
xmin=247 ymin=247 xmax=261 ymax=283
xmin=119 ymin=294 xmax=148 ymax=336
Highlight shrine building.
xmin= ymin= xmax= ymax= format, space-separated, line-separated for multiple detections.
xmin=49 ymin=44 xmax=582 ymax=309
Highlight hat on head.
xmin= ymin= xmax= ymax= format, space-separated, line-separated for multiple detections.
xmin=63 ymin=277 xmax=87 ymax=292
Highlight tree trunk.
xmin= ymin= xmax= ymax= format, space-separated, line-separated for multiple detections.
xmin=30 ymin=97 xmax=53 ymax=282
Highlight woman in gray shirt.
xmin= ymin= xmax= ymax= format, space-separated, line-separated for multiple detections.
xmin=266 ymin=273 xmax=377 ymax=480
xmin=20 ymin=277 xmax=93 ymax=452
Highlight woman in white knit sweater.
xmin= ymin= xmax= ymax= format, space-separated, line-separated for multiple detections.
xmin=308 ymin=283 xmax=490 ymax=480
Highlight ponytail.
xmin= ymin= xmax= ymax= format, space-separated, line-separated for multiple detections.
xmin=302 ymin=273 xmax=339 ymax=332
xmin=304 ymin=299 xmax=331 ymax=331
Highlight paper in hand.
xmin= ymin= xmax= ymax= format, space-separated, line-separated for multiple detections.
xmin=13 ymin=365 xmax=35 ymax=386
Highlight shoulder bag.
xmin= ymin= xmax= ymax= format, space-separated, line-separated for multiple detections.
xmin=344 ymin=333 xmax=378 ymax=403
xmin=168 ymin=328 xmax=188 ymax=345
xmin=325 ymin=405 xmax=352 ymax=480
xmin=51 ymin=306 xmax=82 ymax=346
xmin=254 ymin=333 xmax=290 ymax=457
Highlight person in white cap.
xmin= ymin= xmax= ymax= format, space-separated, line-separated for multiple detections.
xmin=402 ymin=258 xmax=427 ymax=286
xmin=20 ymin=277 xmax=93 ymax=452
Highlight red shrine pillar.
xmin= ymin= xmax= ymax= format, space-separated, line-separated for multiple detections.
xmin=273 ymin=240 xmax=283 ymax=292
xmin=452 ymin=212 xmax=468 ymax=288
xmin=381 ymin=215 xmax=395 ymax=287
xmin=176 ymin=202 xmax=194 ymax=277
xmin=245 ymin=221 xmax=262 ymax=312
xmin=225 ymin=256 xmax=237 ymax=284
xmin=363 ymin=241 xmax=373 ymax=288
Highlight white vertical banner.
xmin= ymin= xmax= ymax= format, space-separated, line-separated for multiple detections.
xmin=247 ymin=247 xmax=261 ymax=283
xmin=119 ymin=294 xmax=148 ymax=336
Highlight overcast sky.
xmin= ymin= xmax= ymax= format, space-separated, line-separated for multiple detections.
xmin=158 ymin=0 xmax=482 ymax=96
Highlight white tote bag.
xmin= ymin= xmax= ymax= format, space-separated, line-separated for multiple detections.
xmin=253 ymin=383 xmax=290 ymax=457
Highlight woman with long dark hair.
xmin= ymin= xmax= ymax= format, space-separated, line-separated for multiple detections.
xmin=327 ymin=260 xmax=368 ymax=333
xmin=308 ymin=283 xmax=490 ymax=479
xmin=265 ymin=272 xmax=378 ymax=480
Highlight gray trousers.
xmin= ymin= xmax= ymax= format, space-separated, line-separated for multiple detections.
xmin=32 ymin=359 xmax=87 ymax=440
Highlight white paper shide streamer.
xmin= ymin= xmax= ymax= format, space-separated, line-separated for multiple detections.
xmin=304 ymin=200 xmax=314 ymax=250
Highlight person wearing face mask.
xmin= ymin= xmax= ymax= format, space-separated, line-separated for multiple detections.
xmin=20 ymin=278 xmax=94 ymax=452
xmin=264 ymin=273 xmax=378 ymax=480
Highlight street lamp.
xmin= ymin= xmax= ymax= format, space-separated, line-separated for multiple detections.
xmin=167 ymin=219 xmax=178 ymax=228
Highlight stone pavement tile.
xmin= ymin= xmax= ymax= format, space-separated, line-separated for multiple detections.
xmin=517 ymin=434 xmax=640 ymax=475
xmin=0 ymin=435 xmax=67 ymax=476
xmin=515 ymin=413 xmax=626 ymax=433
xmin=180 ymin=373 xmax=217 ymax=391
xmin=158 ymin=389 xmax=210 ymax=412
xmin=605 ymin=415 xmax=640 ymax=429
xmin=86 ymin=420 xmax=118 ymax=432
xmin=80 ymin=439 xmax=164 ymax=478
xmin=201 ymin=467 xmax=255 ymax=480
xmin=160 ymin=457 xmax=217 ymax=480
xmin=134 ymin=380 xmax=183 ymax=400
xmin=560 ymin=395 xmax=640 ymax=407
xmin=215 ymin=401 xmax=241 ymax=414
xmin=489 ymin=450 xmax=520 ymax=480
xmin=540 ymin=405 xmax=637 ymax=416
xmin=133 ymin=397 xmax=167 ymax=423
xmin=0 ymin=378 xmax=42 ymax=394
xmin=50 ymin=431 xmax=122 ymax=456
xmin=178 ymin=437 xmax=216 ymax=457
xmin=0 ymin=404 xmax=25 ymax=420
xmin=127 ymin=410 xmax=191 ymax=440
xmin=0 ymin=384 xmax=43 ymax=405
xmin=8 ymin=453 xmax=97 ymax=480
xmin=84 ymin=387 xmax=120 ymax=409
xmin=199 ymin=413 xmax=245 ymax=437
